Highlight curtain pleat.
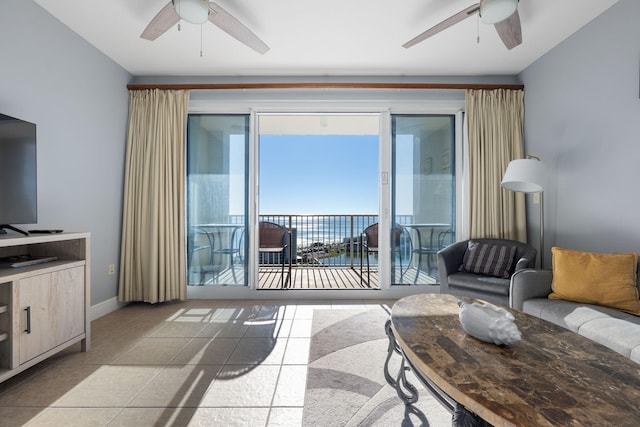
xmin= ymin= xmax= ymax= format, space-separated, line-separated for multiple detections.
xmin=466 ymin=89 xmax=527 ymax=242
xmin=118 ymin=89 xmax=190 ymax=303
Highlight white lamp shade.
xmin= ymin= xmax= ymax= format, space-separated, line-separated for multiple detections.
xmin=173 ymin=0 xmax=209 ymax=24
xmin=501 ymin=158 xmax=545 ymax=193
xmin=480 ymin=0 xmax=519 ymax=24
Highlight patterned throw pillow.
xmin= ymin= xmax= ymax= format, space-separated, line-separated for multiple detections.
xmin=459 ymin=241 xmax=517 ymax=279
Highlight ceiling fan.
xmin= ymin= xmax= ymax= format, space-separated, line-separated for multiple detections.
xmin=140 ymin=0 xmax=269 ymax=54
xmin=404 ymin=0 xmax=522 ymax=50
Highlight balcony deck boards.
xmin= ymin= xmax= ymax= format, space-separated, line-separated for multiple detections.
xmin=257 ymin=267 xmax=373 ymax=289
xmin=190 ymin=266 xmax=435 ymax=288
xmin=257 ymin=266 xmax=435 ymax=289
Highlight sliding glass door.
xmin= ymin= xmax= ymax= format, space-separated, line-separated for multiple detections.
xmin=184 ymin=110 xmax=458 ymax=291
xmin=186 ymin=114 xmax=249 ymax=286
xmin=391 ymin=115 xmax=456 ymax=285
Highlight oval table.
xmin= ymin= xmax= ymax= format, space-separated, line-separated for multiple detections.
xmin=384 ymin=293 xmax=640 ymax=427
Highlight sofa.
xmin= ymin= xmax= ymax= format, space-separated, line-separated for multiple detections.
xmin=437 ymin=238 xmax=537 ymax=307
xmin=511 ymin=268 xmax=640 ymax=363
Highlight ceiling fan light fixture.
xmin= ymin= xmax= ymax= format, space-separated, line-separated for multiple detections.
xmin=480 ymin=0 xmax=518 ymax=24
xmin=172 ymin=0 xmax=209 ymax=25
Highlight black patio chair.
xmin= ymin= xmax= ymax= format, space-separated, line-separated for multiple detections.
xmin=359 ymin=223 xmax=405 ymax=286
xmin=258 ymin=221 xmax=292 ymax=288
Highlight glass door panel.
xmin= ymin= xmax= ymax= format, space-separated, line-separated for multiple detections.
xmin=186 ymin=114 xmax=249 ymax=286
xmin=391 ymin=115 xmax=455 ymax=285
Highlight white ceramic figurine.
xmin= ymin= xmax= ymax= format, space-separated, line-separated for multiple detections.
xmin=457 ymin=300 xmax=522 ymax=346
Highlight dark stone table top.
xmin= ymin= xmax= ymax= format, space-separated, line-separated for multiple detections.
xmin=391 ymin=294 xmax=640 ymax=427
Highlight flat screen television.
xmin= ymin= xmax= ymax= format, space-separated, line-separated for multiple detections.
xmin=0 ymin=113 xmax=37 ymax=236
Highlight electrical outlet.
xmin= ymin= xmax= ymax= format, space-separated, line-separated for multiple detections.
xmin=108 ymin=264 xmax=116 ymax=275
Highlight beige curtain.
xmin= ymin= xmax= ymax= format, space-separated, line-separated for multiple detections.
xmin=466 ymin=89 xmax=526 ymax=242
xmin=118 ymin=89 xmax=190 ymax=303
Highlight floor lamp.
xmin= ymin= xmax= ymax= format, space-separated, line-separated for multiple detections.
xmin=501 ymin=157 xmax=546 ymax=269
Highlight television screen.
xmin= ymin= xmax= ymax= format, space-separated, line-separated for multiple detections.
xmin=0 ymin=113 xmax=37 ymax=229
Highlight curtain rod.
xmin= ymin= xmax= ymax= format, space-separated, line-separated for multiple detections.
xmin=126 ymin=82 xmax=524 ymax=91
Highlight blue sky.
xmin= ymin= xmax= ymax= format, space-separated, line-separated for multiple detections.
xmin=259 ymin=134 xmax=379 ymax=214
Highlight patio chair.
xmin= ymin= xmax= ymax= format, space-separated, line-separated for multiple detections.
xmin=187 ymin=225 xmax=245 ymax=285
xmin=188 ymin=226 xmax=225 ymax=285
xmin=408 ymin=226 xmax=453 ymax=283
xmin=259 ymin=221 xmax=292 ymax=288
xmin=359 ymin=223 xmax=405 ymax=286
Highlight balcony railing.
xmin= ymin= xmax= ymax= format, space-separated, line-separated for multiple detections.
xmin=259 ymin=214 xmax=381 ymax=268
xmin=189 ymin=214 xmax=451 ymax=287
xmin=227 ymin=213 xmax=442 ymax=269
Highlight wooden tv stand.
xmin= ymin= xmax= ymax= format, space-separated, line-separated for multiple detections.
xmin=0 ymin=232 xmax=90 ymax=383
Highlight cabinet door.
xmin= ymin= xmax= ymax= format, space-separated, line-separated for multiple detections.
xmin=18 ymin=266 xmax=85 ymax=364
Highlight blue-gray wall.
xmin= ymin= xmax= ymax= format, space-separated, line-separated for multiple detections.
xmin=0 ymin=0 xmax=132 ymax=307
xmin=520 ymin=0 xmax=640 ymax=267
xmin=7 ymin=0 xmax=625 ymax=303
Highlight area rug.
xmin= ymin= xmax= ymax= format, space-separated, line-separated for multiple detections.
xmin=303 ymin=307 xmax=452 ymax=427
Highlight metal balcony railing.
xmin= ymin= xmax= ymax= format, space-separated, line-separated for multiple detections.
xmin=259 ymin=214 xmax=379 ymax=268
xmin=189 ymin=214 xmax=451 ymax=287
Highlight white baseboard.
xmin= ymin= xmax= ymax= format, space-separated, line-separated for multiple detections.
xmin=90 ymin=297 xmax=126 ymax=321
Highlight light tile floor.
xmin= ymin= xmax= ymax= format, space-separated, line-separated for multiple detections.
xmin=0 ymin=299 xmax=395 ymax=427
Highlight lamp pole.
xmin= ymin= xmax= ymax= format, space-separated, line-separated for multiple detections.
xmin=501 ymin=157 xmax=546 ymax=270
xmin=539 ymin=190 xmax=544 ymax=269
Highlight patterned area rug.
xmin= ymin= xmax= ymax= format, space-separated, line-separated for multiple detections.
xmin=303 ymin=307 xmax=452 ymax=427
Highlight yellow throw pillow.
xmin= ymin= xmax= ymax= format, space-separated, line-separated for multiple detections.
xmin=550 ymin=247 xmax=640 ymax=315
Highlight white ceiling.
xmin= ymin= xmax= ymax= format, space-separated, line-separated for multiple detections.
xmin=34 ymin=0 xmax=618 ymax=77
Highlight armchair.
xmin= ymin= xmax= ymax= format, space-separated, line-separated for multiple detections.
xmin=437 ymin=238 xmax=537 ymax=306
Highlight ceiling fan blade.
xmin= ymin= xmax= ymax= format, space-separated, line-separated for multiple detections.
xmin=494 ymin=9 xmax=522 ymax=50
xmin=403 ymin=3 xmax=480 ymax=49
xmin=208 ymin=1 xmax=269 ymax=54
xmin=140 ymin=1 xmax=180 ymax=41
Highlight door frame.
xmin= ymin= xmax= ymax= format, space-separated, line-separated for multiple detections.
xmin=187 ymin=92 xmax=464 ymax=300
xmin=253 ymin=111 xmax=385 ymax=290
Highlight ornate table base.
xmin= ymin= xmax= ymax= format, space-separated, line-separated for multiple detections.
xmin=384 ymin=318 xmax=490 ymax=427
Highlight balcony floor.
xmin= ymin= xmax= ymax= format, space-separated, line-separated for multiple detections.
xmin=258 ymin=265 xmax=435 ymax=290
xmin=189 ymin=266 xmax=436 ymax=289
xmin=259 ymin=266 xmax=377 ymax=289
